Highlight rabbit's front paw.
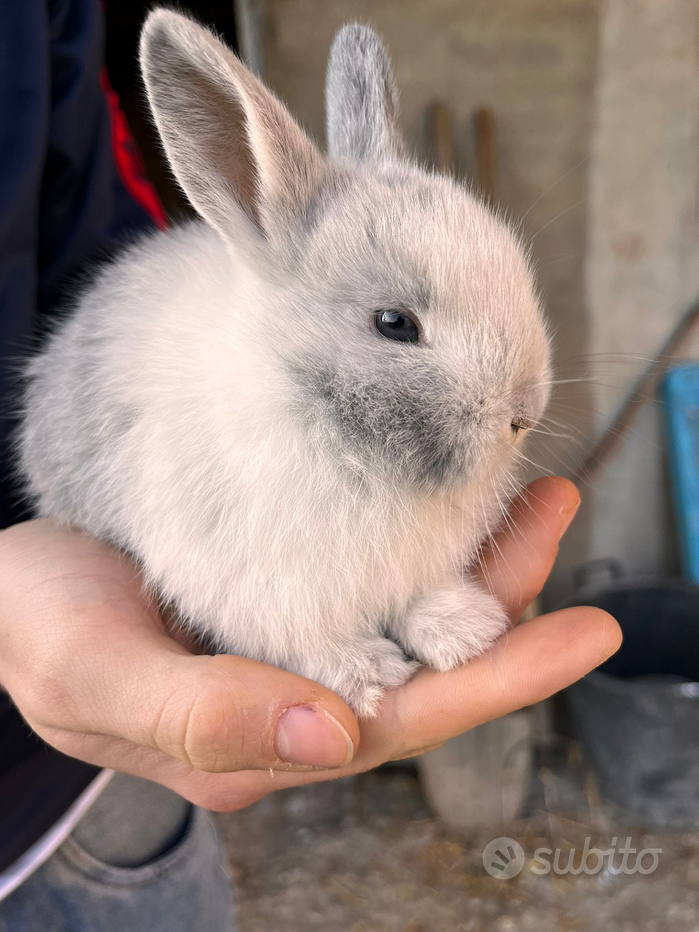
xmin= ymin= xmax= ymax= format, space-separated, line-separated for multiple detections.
xmin=315 ymin=637 xmax=419 ymax=718
xmin=394 ymin=579 xmax=509 ymax=673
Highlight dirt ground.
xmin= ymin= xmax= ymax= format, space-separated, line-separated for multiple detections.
xmin=217 ymin=762 xmax=699 ymax=932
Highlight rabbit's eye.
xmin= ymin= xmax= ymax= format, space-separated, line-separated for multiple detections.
xmin=511 ymin=415 xmax=534 ymax=435
xmin=374 ymin=310 xmax=420 ymax=344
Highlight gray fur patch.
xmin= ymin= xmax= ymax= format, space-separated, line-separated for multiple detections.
xmin=288 ymin=358 xmax=462 ymax=489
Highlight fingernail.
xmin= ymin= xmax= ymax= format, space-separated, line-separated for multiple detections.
xmin=275 ymin=705 xmax=355 ymax=768
xmin=558 ymin=498 xmax=581 ymax=540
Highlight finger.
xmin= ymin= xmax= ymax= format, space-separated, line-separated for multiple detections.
xmin=0 ymin=520 xmax=359 ymax=774
xmin=475 ymin=476 xmax=580 ymax=620
xmin=360 ymin=605 xmax=622 ymax=762
xmin=159 ymin=604 xmax=625 ymax=803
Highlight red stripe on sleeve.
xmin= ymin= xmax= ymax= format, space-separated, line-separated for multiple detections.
xmin=100 ymin=67 xmax=168 ymax=231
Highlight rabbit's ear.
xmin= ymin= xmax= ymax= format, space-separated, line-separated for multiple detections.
xmin=140 ymin=10 xmax=323 ymax=244
xmin=325 ymin=24 xmax=405 ymax=164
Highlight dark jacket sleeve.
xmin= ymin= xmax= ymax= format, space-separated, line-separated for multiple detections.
xmin=0 ymin=0 xmax=166 ymax=885
xmin=0 ymin=0 xmax=163 ymax=529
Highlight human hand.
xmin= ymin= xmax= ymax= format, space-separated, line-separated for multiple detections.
xmin=0 ymin=477 xmax=621 ymax=810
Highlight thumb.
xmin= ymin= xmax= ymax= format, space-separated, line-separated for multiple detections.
xmin=30 ymin=621 xmax=359 ymax=773
xmin=107 ymin=644 xmax=360 ymax=773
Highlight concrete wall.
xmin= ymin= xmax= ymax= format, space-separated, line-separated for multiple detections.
xmin=237 ymin=0 xmax=699 ymax=601
xmin=584 ymin=0 xmax=699 ymax=591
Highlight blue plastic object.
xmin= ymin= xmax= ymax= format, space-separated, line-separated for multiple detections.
xmin=662 ymin=364 xmax=699 ymax=583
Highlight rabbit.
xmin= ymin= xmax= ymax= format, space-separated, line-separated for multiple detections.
xmin=17 ymin=9 xmax=551 ymax=717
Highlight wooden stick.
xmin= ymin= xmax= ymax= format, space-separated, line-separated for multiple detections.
xmin=427 ymin=101 xmax=455 ymax=172
xmin=474 ymin=106 xmax=498 ymax=204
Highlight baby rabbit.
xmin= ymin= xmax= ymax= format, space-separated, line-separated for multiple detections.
xmin=18 ymin=10 xmax=551 ymax=716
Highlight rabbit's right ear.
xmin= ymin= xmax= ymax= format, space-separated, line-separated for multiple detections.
xmin=325 ymin=24 xmax=405 ymax=165
xmin=140 ymin=10 xmax=323 ymax=247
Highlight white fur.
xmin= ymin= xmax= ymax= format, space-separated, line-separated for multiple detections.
xmin=17 ymin=13 xmax=551 ymax=716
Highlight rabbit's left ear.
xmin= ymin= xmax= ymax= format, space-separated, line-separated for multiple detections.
xmin=140 ymin=10 xmax=323 ymax=245
xmin=325 ymin=24 xmax=405 ymax=164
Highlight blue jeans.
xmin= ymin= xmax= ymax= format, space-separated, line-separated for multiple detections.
xmin=0 ymin=776 xmax=236 ymax=932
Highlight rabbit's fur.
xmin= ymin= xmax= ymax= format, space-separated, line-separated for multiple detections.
xmin=18 ymin=11 xmax=551 ymax=716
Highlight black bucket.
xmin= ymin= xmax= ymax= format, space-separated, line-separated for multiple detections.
xmin=562 ymin=561 xmax=699 ymax=830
